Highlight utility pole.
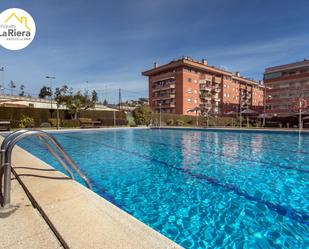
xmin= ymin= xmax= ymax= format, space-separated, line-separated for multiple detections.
xmin=118 ymin=88 xmax=122 ymax=110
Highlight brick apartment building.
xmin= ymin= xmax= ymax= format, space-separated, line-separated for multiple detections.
xmin=264 ymin=59 xmax=309 ymax=118
xmin=142 ymin=57 xmax=264 ymax=116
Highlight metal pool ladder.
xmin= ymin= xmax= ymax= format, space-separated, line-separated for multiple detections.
xmin=0 ymin=129 xmax=92 ymax=208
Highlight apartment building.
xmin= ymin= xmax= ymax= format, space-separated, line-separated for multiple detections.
xmin=264 ymin=59 xmax=309 ymax=117
xmin=142 ymin=57 xmax=264 ymax=116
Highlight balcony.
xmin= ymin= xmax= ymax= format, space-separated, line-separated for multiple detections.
xmin=200 ymin=94 xmax=212 ymax=100
xmin=156 ymin=102 xmax=176 ymax=108
xmin=200 ymin=85 xmax=212 ymax=91
xmin=152 ymin=83 xmax=176 ymax=92
xmin=212 ymin=97 xmax=220 ymax=102
xmin=153 ymin=93 xmax=175 ymax=100
xmin=213 ymin=76 xmax=221 ymax=83
xmin=205 ymin=75 xmax=212 ymax=81
xmin=200 ymin=103 xmax=212 ymax=109
xmin=212 ymin=87 xmax=221 ymax=93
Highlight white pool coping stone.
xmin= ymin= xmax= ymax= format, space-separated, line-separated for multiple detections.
xmin=1 ymin=135 xmax=182 ymax=249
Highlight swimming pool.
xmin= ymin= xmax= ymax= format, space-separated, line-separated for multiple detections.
xmin=19 ymin=128 xmax=308 ymax=248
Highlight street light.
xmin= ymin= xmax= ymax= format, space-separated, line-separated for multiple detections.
xmin=46 ymin=76 xmax=55 ymax=109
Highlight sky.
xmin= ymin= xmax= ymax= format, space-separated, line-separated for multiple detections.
xmin=0 ymin=0 xmax=309 ymax=102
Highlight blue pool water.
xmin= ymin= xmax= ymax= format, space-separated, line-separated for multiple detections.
xmin=18 ymin=129 xmax=308 ymax=248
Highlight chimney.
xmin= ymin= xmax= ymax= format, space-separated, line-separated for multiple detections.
xmin=235 ymin=72 xmax=240 ymax=77
xmin=154 ymin=62 xmax=158 ymax=68
xmin=202 ymin=59 xmax=208 ymax=65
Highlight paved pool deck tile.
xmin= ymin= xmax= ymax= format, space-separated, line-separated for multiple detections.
xmin=0 ymin=177 xmax=63 ymax=249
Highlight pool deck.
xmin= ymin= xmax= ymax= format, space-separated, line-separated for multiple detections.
xmin=0 ymin=135 xmax=182 ymax=249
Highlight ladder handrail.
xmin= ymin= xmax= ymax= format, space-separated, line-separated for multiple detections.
xmin=1 ymin=129 xmax=75 ymax=186
xmin=0 ymin=129 xmax=29 ymax=198
xmin=0 ymin=130 xmax=92 ymax=207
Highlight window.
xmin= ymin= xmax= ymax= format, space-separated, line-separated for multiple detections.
xmin=188 ymin=78 xmax=192 ymax=82
xmin=187 ymin=98 xmax=191 ymax=102
xmin=224 ymin=84 xmax=227 ymax=88
xmin=194 ymin=80 xmax=198 ymax=84
xmin=194 ymin=89 xmax=198 ymax=94
xmin=194 ymin=99 xmax=198 ymax=103
xmin=223 ymin=93 xmax=226 ymax=97
xmin=188 ymin=88 xmax=192 ymax=93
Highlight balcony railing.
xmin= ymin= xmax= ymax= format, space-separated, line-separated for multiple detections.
xmin=212 ymin=87 xmax=221 ymax=93
xmin=200 ymin=94 xmax=212 ymax=100
xmin=213 ymin=77 xmax=221 ymax=83
xmin=153 ymin=93 xmax=175 ymax=100
xmin=152 ymin=84 xmax=176 ymax=92
xmin=155 ymin=102 xmax=176 ymax=108
xmin=200 ymin=85 xmax=212 ymax=91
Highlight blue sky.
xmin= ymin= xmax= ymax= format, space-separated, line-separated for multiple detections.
xmin=1 ymin=0 xmax=309 ymax=102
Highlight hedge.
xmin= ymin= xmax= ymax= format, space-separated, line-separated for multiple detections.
xmin=151 ymin=113 xmax=239 ymax=127
xmin=0 ymin=107 xmax=128 ymax=128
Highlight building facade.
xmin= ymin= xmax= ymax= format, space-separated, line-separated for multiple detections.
xmin=264 ymin=59 xmax=309 ymax=117
xmin=142 ymin=57 xmax=264 ymax=116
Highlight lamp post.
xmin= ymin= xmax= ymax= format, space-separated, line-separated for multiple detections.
xmin=46 ymin=76 xmax=55 ymax=109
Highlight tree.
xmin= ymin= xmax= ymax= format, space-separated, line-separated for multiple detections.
xmin=91 ymin=90 xmax=98 ymax=103
xmin=8 ymin=80 xmax=16 ymax=96
xmin=103 ymin=99 xmax=108 ymax=105
xmin=65 ymin=91 xmax=90 ymax=119
xmin=132 ymin=104 xmax=152 ymax=126
xmin=39 ymin=86 xmax=52 ymax=98
xmin=54 ymin=85 xmax=69 ymax=103
xmin=19 ymin=84 xmax=25 ymax=96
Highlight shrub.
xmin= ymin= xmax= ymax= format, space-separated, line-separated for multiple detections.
xmin=48 ymin=118 xmax=58 ymax=127
xmin=61 ymin=119 xmax=79 ymax=127
xmin=19 ymin=115 xmax=34 ymax=128
xmin=166 ymin=119 xmax=174 ymax=126
xmin=175 ymin=119 xmax=185 ymax=126
xmin=187 ymin=119 xmax=194 ymax=125
xmin=132 ymin=105 xmax=152 ymax=126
